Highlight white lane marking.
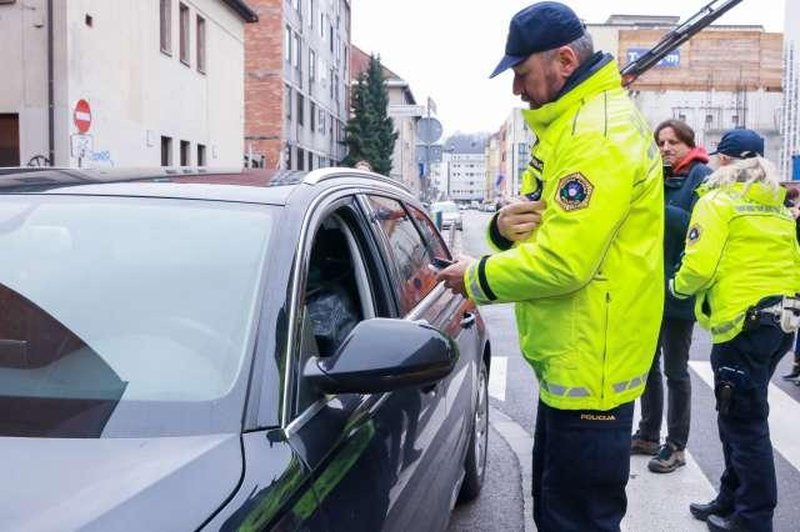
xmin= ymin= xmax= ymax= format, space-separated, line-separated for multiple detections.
xmin=488 ymin=356 xmax=507 ymax=401
xmin=689 ymin=360 xmax=800 ymax=471
xmin=623 ymin=452 xmax=714 ymax=531
xmin=490 ymin=403 xmax=713 ymax=532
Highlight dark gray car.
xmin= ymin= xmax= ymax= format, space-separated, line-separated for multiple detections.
xmin=0 ymin=167 xmax=490 ymax=531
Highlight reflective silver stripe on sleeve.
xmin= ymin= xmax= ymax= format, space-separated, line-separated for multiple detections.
xmin=467 ymin=262 xmax=491 ymax=304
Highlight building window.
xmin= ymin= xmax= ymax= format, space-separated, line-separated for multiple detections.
xmin=161 ymin=136 xmax=173 ymax=166
xmin=297 ymin=147 xmax=305 ymax=170
xmin=197 ymin=144 xmax=206 ymax=166
xmin=297 ymin=93 xmax=304 ymax=127
xmin=309 ymin=49 xmax=316 ymax=86
xmin=285 ymin=85 xmax=292 ymax=120
xmin=334 ymin=73 xmax=339 ymax=103
xmin=0 ymin=114 xmax=20 ymax=167
xmin=732 ymin=115 xmax=739 ymax=126
xmin=284 ymin=25 xmax=291 ymax=64
xmin=319 ymin=12 xmax=325 ymax=37
xmin=286 ymin=144 xmax=293 ymax=169
xmin=308 ymin=0 xmax=314 ymax=29
xmin=678 ymin=113 xmax=686 ymax=122
xmin=293 ymin=33 xmax=301 ymax=69
xmin=310 ymin=101 xmax=316 ymax=132
xmin=180 ymin=140 xmax=191 ymax=166
xmin=160 ymin=0 xmax=172 ymax=54
xmin=179 ymin=3 xmax=190 ymax=65
xmin=307 ymin=150 xmax=313 ymax=170
xmin=196 ymin=16 xmax=206 ymax=73
xmin=329 ymin=23 xmax=334 ymax=52
xmin=705 ymin=114 xmax=713 ymax=125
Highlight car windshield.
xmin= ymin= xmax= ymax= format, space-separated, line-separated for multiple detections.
xmin=0 ymin=195 xmax=273 ymax=438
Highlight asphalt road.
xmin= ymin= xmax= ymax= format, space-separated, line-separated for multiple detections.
xmin=447 ymin=209 xmax=800 ymax=532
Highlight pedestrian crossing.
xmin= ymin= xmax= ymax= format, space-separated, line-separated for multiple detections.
xmin=487 ymin=354 xmax=800 ymax=530
xmin=690 ymin=360 xmax=800 ymax=472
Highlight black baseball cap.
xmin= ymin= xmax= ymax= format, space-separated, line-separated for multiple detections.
xmin=710 ymin=128 xmax=765 ymax=158
xmin=490 ymin=2 xmax=586 ymax=78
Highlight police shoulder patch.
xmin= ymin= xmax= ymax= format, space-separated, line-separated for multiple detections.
xmin=555 ymin=173 xmax=593 ymax=211
xmin=687 ymin=224 xmax=702 ymax=244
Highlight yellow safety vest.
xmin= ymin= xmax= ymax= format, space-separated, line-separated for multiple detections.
xmin=465 ymin=59 xmax=664 ymax=411
xmin=672 ymin=182 xmax=800 ymax=343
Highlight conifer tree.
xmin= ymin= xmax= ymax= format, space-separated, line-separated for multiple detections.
xmin=343 ymin=55 xmax=397 ymax=175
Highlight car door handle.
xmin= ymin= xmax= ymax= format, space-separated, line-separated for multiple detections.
xmin=461 ymin=312 xmax=476 ymax=329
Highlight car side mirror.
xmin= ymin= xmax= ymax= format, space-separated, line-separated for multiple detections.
xmin=302 ymin=318 xmax=457 ymax=394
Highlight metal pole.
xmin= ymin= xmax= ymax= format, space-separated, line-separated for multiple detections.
xmin=425 ymin=101 xmax=431 ymax=201
xmin=47 ymin=0 xmax=55 ymax=166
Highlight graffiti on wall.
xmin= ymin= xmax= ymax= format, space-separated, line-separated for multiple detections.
xmin=88 ymin=150 xmax=115 ymax=167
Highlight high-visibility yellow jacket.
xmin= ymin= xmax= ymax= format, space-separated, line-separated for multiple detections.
xmin=464 ymin=57 xmax=664 ymax=411
xmin=672 ymin=182 xmax=800 ymax=343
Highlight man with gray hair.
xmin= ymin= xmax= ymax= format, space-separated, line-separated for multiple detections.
xmin=436 ymin=2 xmax=664 ymax=530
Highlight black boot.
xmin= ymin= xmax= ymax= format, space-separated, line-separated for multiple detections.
xmin=782 ymin=354 xmax=800 ymax=380
xmin=707 ymin=514 xmax=746 ymax=531
xmin=690 ymin=499 xmax=733 ymax=521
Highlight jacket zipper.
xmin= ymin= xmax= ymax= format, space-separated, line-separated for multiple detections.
xmin=601 ymin=291 xmax=611 ymax=401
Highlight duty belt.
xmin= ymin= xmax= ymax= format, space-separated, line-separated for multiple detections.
xmin=744 ymin=295 xmax=800 ymax=333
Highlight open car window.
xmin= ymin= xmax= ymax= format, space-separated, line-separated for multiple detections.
xmin=295 ymin=211 xmax=377 ymax=413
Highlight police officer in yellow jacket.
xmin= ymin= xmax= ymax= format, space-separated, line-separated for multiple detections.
xmin=436 ymin=3 xmax=664 ymax=530
xmin=672 ymin=129 xmax=800 ymax=532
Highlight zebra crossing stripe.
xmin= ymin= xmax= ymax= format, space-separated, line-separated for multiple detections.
xmin=689 ymin=360 xmax=800 ymax=471
xmin=488 ymin=356 xmax=507 ymax=401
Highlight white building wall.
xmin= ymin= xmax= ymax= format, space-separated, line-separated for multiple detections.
xmin=501 ymin=108 xmax=536 ymax=197
xmin=632 ymin=89 xmax=783 ymax=163
xmin=781 ymin=0 xmax=800 ymax=179
xmin=448 ymin=153 xmax=485 ymax=202
xmin=0 ymin=0 xmax=246 ymax=168
xmin=386 ymin=84 xmax=419 ymax=195
xmin=0 ymin=0 xmax=55 ymax=165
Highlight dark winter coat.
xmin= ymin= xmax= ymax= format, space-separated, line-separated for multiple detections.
xmin=664 ymin=152 xmax=713 ymax=320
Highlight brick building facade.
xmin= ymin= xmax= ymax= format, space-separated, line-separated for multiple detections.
xmin=245 ymin=0 xmax=350 ymax=170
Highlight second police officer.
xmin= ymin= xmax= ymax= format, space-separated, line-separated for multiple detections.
xmin=671 ymin=128 xmax=800 ymax=532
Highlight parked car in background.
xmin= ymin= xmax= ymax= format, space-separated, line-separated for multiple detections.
xmin=0 ymin=167 xmax=490 ymax=531
xmin=430 ymin=200 xmax=463 ymax=231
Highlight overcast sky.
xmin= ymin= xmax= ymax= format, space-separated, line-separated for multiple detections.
xmin=351 ymin=0 xmax=786 ymax=137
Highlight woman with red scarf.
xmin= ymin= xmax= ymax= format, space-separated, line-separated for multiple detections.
xmin=631 ymin=119 xmax=712 ymax=472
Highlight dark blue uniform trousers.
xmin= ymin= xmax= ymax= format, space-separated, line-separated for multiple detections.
xmin=532 ymin=399 xmax=633 ymax=532
xmin=710 ymin=323 xmax=792 ymax=532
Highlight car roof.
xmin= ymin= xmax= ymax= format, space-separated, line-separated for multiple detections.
xmin=0 ymin=167 xmax=413 ymax=205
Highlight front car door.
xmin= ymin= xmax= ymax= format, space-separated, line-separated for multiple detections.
xmin=281 ymin=191 xmax=449 ymax=532
xmin=359 ymin=194 xmax=472 ymax=530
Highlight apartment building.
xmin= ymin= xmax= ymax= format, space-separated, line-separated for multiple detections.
xmin=591 ymin=16 xmax=784 ymax=164
xmin=244 ymin=0 xmax=350 ymax=170
xmin=0 ymin=0 xmax=256 ymax=168
xmin=440 ymin=134 xmax=488 ymax=203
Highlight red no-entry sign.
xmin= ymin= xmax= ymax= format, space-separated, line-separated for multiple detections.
xmin=73 ymin=99 xmax=92 ymax=134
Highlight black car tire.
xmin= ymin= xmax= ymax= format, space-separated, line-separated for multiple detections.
xmin=458 ymin=357 xmax=489 ymax=502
